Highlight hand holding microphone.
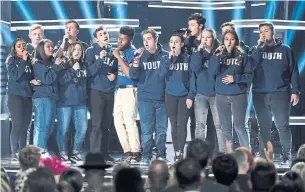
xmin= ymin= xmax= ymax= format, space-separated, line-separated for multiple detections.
xmin=258 ymin=37 xmax=266 ymax=48
xmin=198 ymin=42 xmax=206 ymax=51
xmin=73 ymin=62 xmax=80 ymax=70
xmin=100 ymin=50 xmax=108 ymax=59
xmin=214 ymin=45 xmax=225 ymax=55
xmin=134 ymin=48 xmax=144 ymax=59
xmin=21 ymin=50 xmax=28 ymax=61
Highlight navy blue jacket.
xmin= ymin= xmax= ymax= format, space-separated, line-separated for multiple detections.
xmin=57 ymin=60 xmax=87 ymax=107
xmin=85 ymin=43 xmax=118 ymax=92
xmin=165 ymin=52 xmax=195 ymax=100
xmin=190 ymin=50 xmax=216 ymax=97
xmin=210 ymin=52 xmax=253 ymax=95
xmin=129 ymin=44 xmax=169 ymax=102
xmin=32 ymin=61 xmax=60 ymax=100
xmin=251 ymin=40 xmax=300 ymax=94
xmin=6 ymin=57 xmax=33 ymax=97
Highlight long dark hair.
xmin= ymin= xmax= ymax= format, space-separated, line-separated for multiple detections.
xmin=170 ymin=33 xmax=185 ymax=54
xmin=220 ymin=30 xmax=244 ymax=64
xmin=6 ymin=38 xmax=25 ymax=63
xmin=34 ymin=39 xmax=53 ymax=65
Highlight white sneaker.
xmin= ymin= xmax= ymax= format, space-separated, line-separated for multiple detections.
xmin=41 ymin=151 xmax=50 ymax=158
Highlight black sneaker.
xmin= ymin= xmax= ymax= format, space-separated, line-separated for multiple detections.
xmin=59 ymin=152 xmax=70 ymax=162
xmin=70 ymin=153 xmax=83 ymax=163
xmin=130 ymin=153 xmax=141 ymax=164
xmin=11 ymin=153 xmax=19 ymax=163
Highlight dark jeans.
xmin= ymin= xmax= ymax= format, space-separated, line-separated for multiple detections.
xmin=7 ymin=93 xmax=32 ymax=154
xmin=194 ymin=94 xmax=225 ymax=153
xmin=216 ymin=94 xmax=250 ymax=148
xmin=138 ymin=100 xmax=168 ymax=159
xmin=89 ymin=90 xmax=114 ymax=154
xmin=165 ymin=93 xmax=190 ymax=152
xmin=57 ymin=105 xmax=88 ymax=153
xmin=253 ymin=92 xmax=291 ymax=160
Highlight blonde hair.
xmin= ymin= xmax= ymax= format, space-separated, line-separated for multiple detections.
xmin=291 ymin=162 xmax=305 ymax=181
xmin=29 ymin=24 xmax=44 ymax=35
xmin=202 ymin=28 xmax=220 ymax=52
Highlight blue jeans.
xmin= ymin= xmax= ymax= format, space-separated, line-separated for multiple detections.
xmin=252 ymin=92 xmax=291 ymax=160
xmin=56 ymin=105 xmax=88 ymax=152
xmin=216 ymin=94 xmax=250 ymax=149
xmin=138 ymin=101 xmax=168 ymax=159
xmin=33 ymin=97 xmax=56 ymax=151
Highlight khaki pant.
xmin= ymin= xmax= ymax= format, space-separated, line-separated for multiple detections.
xmin=113 ymin=87 xmax=140 ymax=153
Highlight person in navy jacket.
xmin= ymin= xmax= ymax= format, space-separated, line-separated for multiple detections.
xmin=6 ymin=38 xmax=35 ymax=161
xmin=165 ymin=33 xmax=195 ymax=162
xmin=85 ymin=26 xmax=118 ymax=161
xmin=56 ymin=42 xmax=88 ymax=163
xmin=190 ymin=29 xmax=226 ymax=154
xmin=129 ymin=29 xmax=169 ymax=163
xmin=251 ymin=22 xmax=300 ymax=165
xmin=32 ymin=39 xmax=63 ymax=157
xmin=210 ymin=30 xmax=253 ymax=149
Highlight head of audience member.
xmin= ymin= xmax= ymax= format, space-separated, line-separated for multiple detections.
xmin=141 ymin=29 xmax=159 ymax=54
xmin=188 ymin=13 xmax=206 ymax=36
xmin=147 ymin=160 xmax=169 ymax=191
xmin=282 ymin=171 xmax=305 ymax=192
xmin=186 ymin=139 xmax=210 ymax=170
xmin=297 ymin=144 xmax=305 ymax=159
xmin=236 ymin=147 xmax=254 ymax=169
xmin=200 ymin=28 xmax=220 ymax=52
xmin=292 ymin=158 xmax=305 ymax=168
xmin=34 ymin=39 xmax=54 ymax=64
xmin=222 ymin=30 xmax=240 ymax=54
xmin=59 ymin=168 xmax=83 ymax=192
xmin=25 ymin=167 xmax=56 ymax=192
xmin=258 ymin=22 xmax=275 ymax=46
xmin=220 ymin=22 xmax=236 ymax=36
xmin=65 ymin=20 xmax=80 ymax=40
xmin=175 ymin=158 xmax=201 ymax=191
xmin=28 ymin=24 xmax=44 ymax=46
xmin=169 ymin=33 xmax=185 ymax=56
xmin=67 ymin=42 xmax=84 ymax=62
xmin=118 ymin=26 xmax=135 ymax=51
xmin=251 ymin=161 xmax=277 ymax=192
xmin=100 ymin=184 xmax=113 ymax=192
xmin=112 ymin=163 xmax=129 ymax=185
xmin=56 ymin=180 xmax=74 ymax=192
xmin=80 ymin=153 xmax=111 ymax=190
xmin=212 ymin=154 xmax=238 ymax=186
xmin=18 ymin=145 xmax=41 ymax=171
xmin=115 ymin=167 xmax=144 ymax=192
xmin=233 ymin=150 xmax=249 ymax=175
xmin=270 ymin=181 xmax=304 ymax=192
xmin=93 ymin=26 xmax=109 ymax=47
xmin=8 ymin=38 xmax=27 ymax=60
xmin=292 ymin=162 xmax=305 ymax=182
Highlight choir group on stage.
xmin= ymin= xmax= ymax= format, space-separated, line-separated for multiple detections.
xmin=6 ymin=13 xmax=300 ymax=165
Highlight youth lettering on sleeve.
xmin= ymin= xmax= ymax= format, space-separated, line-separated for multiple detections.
xmin=262 ymin=52 xmax=282 ymax=60
xmin=169 ymin=63 xmax=189 ymax=71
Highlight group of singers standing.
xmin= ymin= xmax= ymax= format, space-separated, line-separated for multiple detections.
xmin=6 ymin=12 xmax=300 ymax=165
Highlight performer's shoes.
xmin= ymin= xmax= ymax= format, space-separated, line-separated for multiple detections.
xmin=41 ymin=151 xmax=50 ymax=158
xmin=121 ymin=152 xmax=133 ymax=163
xmin=70 ymin=152 xmax=83 ymax=164
xmin=59 ymin=152 xmax=69 ymax=162
xmin=10 ymin=153 xmax=19 ymax=163
xmin=174 ymin=151 xmax=183 ymax=162
xmin=280 ymin=157 xmax=291 ymax=167
xmin=130 ymin=153 xmax=141 ymax=164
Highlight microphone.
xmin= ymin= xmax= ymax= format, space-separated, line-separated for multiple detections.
xmin=173 ymin=28 xmax=191 ymax=34
xmin=214 ymin=45 xmax=225 ymax=55
xmin=134 ymin=48 xmax=143 ymax=58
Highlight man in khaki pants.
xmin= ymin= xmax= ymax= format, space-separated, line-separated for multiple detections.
xmin=113 ymin=26 xmax=141 ymax=163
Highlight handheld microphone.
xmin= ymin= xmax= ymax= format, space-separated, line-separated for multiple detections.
xmin=174 ymin=28 xmax=191 ymax=34
xmin=134 ymin=48 xmax=143 ymax=58
xmin=214 ymin=45 xmax=225 ymax=55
